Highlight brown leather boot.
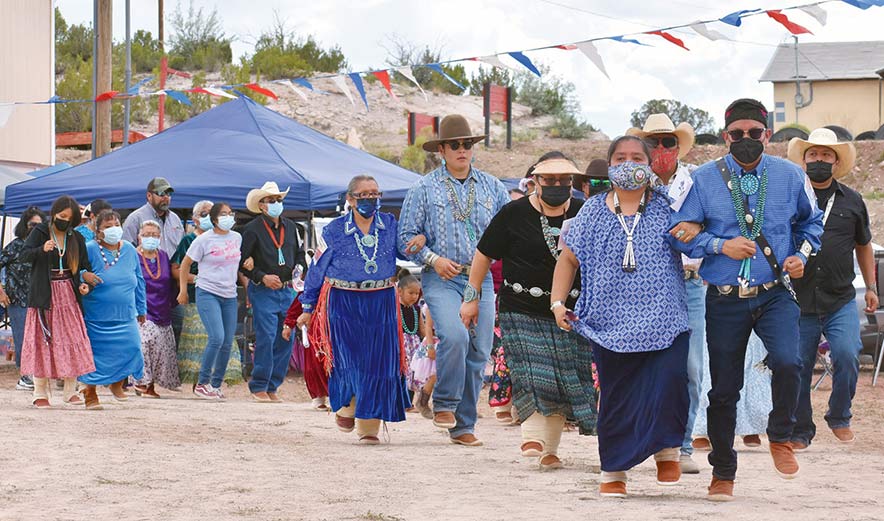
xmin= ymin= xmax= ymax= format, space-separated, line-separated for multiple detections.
xmin=769 ymin=441 xmax=799 ymax=479
xmin=707 ymin=477 xmax=734 ymax=502
xmin=82 ymin=385 xmax=103 ymax=410
xmin=109 ymin=380 xmax=128 ymax=402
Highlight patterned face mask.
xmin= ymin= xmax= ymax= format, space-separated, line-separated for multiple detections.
xmin=608 ymin=161 xmax=651 ymax=191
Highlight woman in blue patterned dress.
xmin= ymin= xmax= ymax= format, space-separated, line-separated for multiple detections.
xmin=551 ymin=136 xmax=690 ymax=498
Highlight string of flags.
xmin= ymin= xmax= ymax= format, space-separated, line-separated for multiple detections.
xmin=2 ymin=0 xmax=883 ymax=123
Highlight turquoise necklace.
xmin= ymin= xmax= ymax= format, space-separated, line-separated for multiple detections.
xmin=346 ymin=213 xmax=380 ymax=274
xmin=728 ymin=167 xmax=768 ymax=287
xmin=401 ymin=305 xmax=419 ymax=335
xmin=51 ymin=228 xmax=67 ymax=270
xmin=443 ymin=176 xmax=477 ymax=241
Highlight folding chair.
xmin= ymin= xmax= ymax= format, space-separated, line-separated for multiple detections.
xmin=813 ymin=340 xmax=833 ymax=391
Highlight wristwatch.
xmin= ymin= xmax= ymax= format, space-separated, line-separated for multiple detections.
xmin=550 ymin=300 xmax=565 ymax=312
xmin=867 ymin=284 xmax=878 ymax=294
xmin=463 ymin=283 xmax=480 ymax=303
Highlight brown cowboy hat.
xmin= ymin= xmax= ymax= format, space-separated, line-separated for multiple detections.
xmin=422 ymin=114 xmax=486 ymax=152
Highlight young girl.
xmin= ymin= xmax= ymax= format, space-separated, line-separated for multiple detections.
xmin=411 ymin=302 xmax=437 ymax=420
xmin=397 ymin=269 xmax=423 ymax=410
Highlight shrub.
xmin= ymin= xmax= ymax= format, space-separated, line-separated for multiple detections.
xmin=167 ymin=0 xmax=233 ymax=71
xmin=548 ymin=113 xmax=595 ymax=140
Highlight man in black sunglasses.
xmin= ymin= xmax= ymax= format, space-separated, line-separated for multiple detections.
xmin=122 ymin=176 xmax=184 ymax=257
xmin=669 ymin=98 xmax=823 ymax=501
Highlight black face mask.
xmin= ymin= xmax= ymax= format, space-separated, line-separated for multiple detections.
xmin=54 ymin=218 xmax=71 ymax=232
xmin=539 ymin=186 xmax=571 ymax=207
xmin=806 ymin=161 xmax=834 ymax=183
xmin=729 ymin=139 xmax=765 ymax=165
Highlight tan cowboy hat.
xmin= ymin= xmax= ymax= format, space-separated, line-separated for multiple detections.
xmin=787 ymin=128 xmax=856 ymax=180
xmin=626 ymin=113 xmax=695 ymax=159
xmin=246 ymin=181 xmax=290 ymax=213
xmin=531 ymin=157 xmax=581 ymax=176
xmin=422 ymin=114 xmax=486 ymax=152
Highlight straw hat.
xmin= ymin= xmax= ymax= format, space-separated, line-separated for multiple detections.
xmin=246 ymin=181 xmax=290 ymax=213
xmin=626 ymin=113 xmax=695 ymax=159
xmin=787 ymin=128 xmax=856 ymax=179
xmin=531 ymin=157 xmax=581 ymax=176
xmin=422 ymin=114 xmax=486 ymax=152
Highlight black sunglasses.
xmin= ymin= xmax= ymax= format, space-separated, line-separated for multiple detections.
xmin=446 ymin=141 xmax=474 ymax=151
xmin=535 ymin=175 xmax=574 ymax=187
xmin=727 ymin=128 xmax=766 ymax=142
xmin=589 ymin=179 xmax=611 ymax=187
xmin=152 ymin=190 xmax=172 ymax=197
xmin=644 ymin=136 xmax=678 ymax=149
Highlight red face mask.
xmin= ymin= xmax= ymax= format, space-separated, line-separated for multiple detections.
xmin=650 ymin=146 xmax=679 ymax=176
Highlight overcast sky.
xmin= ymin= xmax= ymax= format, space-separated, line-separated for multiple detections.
xmin=57 ymin=0 xmax=884 ymax=136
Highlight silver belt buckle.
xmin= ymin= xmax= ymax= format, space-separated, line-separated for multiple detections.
xmin=716 ymin=285 xmax=733 ymax=295
xmin=738 ymin=285 xmax=758 ymax=298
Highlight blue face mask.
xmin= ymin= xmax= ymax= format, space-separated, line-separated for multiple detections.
xmin=141 ymin=236 xmax=160 ymax=251
xmin=355 ymin=198 xmax=380 ymax=218
xmin=266 ymin=201 xmax=284 ymax=218
xmin=218 ymin=215 xmax=236 ymax=231
xmin=198 ymin=215 xmax=213 ymax=231
xmin=102 ymin=225 xmax=124 ymax=245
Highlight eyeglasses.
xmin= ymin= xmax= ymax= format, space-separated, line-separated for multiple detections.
xmin=260 ymin=197 xmax=284 ymax=204
xmin=588 ymin=179 xmax=611 ymax=187
xmin=140 ymin=232 xmax=161 ymax=239
xmin=535 ymin=175 xmax=574 ymax=187
xmin=151 ymin=190 xmax=172 ymax=197
xmin=350 ymin=191 xmax=383 ymax=199
xmin=218 ymin=211 xmax=235 ymax=217
xmin=445 ymin=141 xmax=474 ymax=151
xmin=196 ymin=211 xmax=210 ymax=218
xmin=644 ymin=136 xmax=678 ymax=149
xmin=727 ymin=128 xmax=766 ymax=142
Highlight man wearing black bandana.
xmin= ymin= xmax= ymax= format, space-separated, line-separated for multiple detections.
xmin=787 ymin=128 xmax=877 ymax=450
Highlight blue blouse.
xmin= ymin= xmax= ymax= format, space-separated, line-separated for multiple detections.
xmin=300 ymin=211 xmax=399 ymax=309
xmin=563 ymin=191 xmax=689 ymax=353
xmin=81 ymin=241 xmax=147 ymax=322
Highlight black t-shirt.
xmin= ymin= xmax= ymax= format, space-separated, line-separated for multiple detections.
xmin=400 ymin=303 xmax=420 ymax=335
xmin=477 ymin=196 xmax=583 ymax=318
xmin=794 ymin=181 xmax=872 ymax=315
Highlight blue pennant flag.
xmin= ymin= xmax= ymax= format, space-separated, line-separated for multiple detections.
xmin=719 ymin=9 xmax=761 ymax=26
xmin=609 ymin=35 xmax=652 ymax=46
xmin=293 ymin=78 xmax=314 ymax=91
xmin=348 ymin=73 xmax=369 ymax=109
xmin=46 ymin=95 xmax=63 ymax=104
xmin=164 ymin=90 xmax=192 ymax=106
xmin=127 ymin=76 xmax=154 ymax=95
xmin=507 ymin=51 xmax=542 ymax=76
xmin=841 ymin=0 xmax=884 ymax=7
xmin=427 ymin=63 xmax=466 ymax=91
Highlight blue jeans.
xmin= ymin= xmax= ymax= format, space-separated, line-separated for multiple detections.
xmin=682 ymin=278 xmax=706 ymax=455
xmin=705 ymin=286 xmax=801 ymax=481
xmin=8 ymin=304 xmax=27 ymax=369
xmin=793 ymin=300 xmax=862 ymax=445
xmin=247 ymin=283 xmax=295 ymax=394
xmin=196 ymin=287 xmax=238 ymax=388
xmin=422 ymin=271 xmax=495 ymax=437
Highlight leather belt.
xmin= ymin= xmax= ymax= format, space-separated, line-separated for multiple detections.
xmin=714 ymin=280 xmax=780 ymax=299
xmin=423 ymin=263 xmax=472 ymax=277
xmin=50 ymin=269 xmax=72 ymax=281
xmin=325 ymin=276 xmax=396 ymax=291
xmin=684 ymin=270 xmax=700 ymax=281
xmin=504 ymin=279 xmax=579 ymax=299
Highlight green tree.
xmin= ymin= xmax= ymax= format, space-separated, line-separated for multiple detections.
xmin=55 ymin=7 xmax=93 ymax=74
xmin=250 ymin=14 xmax=347 ymax=80
xmin=468 ymin=66 xmax=513 ymax=96
xmin=167 ymin=0 xmax=232 ymax=71
xmin=221 ymin=58 xmax=267 ymax=105
xmin=630 ymin=99 xmax=716 ymax=134
xmin=383 ymin=35 xmax=467 ymax=94
xmin=128 ymin=30 xmax=162 ymax=74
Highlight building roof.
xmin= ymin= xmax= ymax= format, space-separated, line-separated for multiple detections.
xmin=759 ymin=41 xmax=884 ymax=82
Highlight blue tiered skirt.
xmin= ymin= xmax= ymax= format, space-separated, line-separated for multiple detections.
xmin=327 ymin=286 xmax=409 ymax=422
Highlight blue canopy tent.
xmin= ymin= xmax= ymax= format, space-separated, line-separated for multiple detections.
xmin=3 ymin=97 xmax=421 ymax=214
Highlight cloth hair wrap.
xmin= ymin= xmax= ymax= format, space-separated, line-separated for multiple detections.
xmin=724 ymin=98 xmax=768 ymax=127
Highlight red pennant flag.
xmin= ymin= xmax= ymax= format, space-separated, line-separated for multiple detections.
xmin=187 ymin=87 xmax=211 ymax=95
xmin=371 ymin=70 xmax=397 ymax=99
xmin=94 ymin=90 xmax=119 ymax=102
xmin=244 ymin=83 xmax=278 ymax=100
xmin=766 ymin=10 xmax=813 ymax=35
xmin=648 ymin=30 xmax=689 ymax=51
xmin=556 ymin=44 xmax=578 ymax=50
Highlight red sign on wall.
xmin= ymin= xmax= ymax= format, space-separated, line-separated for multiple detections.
xmin=408 ymin=112 xmax=440 ymax=145
xmin=487 ymin=85 xmax=509 ymax=118
xmin=483 ymin=83 xmax=514 ymax=149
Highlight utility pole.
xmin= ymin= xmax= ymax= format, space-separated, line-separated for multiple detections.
xmin=94 ymin=0 xmax=112 ymax=157
xmin=123 ymin=0 xmax=132 ymax=146
xmin=158 ymin=0 xmax=166 ymax=132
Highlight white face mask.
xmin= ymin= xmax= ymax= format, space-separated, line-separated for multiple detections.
xmin=102 ymin=225 xmax=124 ymax=245
xmin=218 ymin=215 xmax=236 ymax=231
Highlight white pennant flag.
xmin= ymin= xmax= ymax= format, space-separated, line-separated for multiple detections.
xmin=204 ymin=87 xmax=237 ymax=99
xmin=331 ymin=75 xmax=356 ymax=108
xmin=476 ymin=55 xmax=521 ymax=72
xmin=575 ymin=42 xmax=610 ymax=79
xmin=690 ymin=21 xmax=732 ymax=41
xmin=0 ymin=103 xmax=15 ymax=128
xmin=283 ymin=81 xmax=309 ymax=101
xmin=395 ymin=67 xmax=428 ymax=101
xmin=799 ymin=5 xmax=827 ymax=25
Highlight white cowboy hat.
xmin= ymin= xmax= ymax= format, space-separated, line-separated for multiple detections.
xmin=246 ymin=181 xmax=291 ymax=213
xmin=787 ymin=128 xmax=856 ymax=180
xmin=626 ymin=113 xmax=695 ymax=159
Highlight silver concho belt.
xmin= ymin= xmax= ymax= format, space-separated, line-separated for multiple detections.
xmin=504 ymin=279 xmax=579 ymax=299
xmin=325 ymin=276 xmax=396 ymax=291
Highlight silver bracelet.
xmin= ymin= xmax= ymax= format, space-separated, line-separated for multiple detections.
xmin=712 ymin=238 xmax=721 ymax=255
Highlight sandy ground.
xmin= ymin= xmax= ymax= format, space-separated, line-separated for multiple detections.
xmin=1 ymin=365 xmax=883 ymax=521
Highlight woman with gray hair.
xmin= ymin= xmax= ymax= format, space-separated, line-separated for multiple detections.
xmin=172 ymin=200 xmax=243 ymax=389
xmin=133 ymin=220 xmax=180 ymax=397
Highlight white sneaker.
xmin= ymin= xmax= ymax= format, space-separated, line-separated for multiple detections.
xmin=210 ymin=385 xmax=226 ymax=401
xmin=16 ymin=376 xmax=34 ymax=391
xmin=193 ymin=384 xmax=218 ymax=400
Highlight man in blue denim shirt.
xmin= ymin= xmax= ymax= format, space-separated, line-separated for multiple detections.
xmin=398 ymin=114 xmax=509 ymax=446
xmin=670 ymin=99 xmax=823 ymax=501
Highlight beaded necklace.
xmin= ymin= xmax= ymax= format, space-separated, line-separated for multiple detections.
xmin=99 ymin=244 xmax=122 ymax=269
xmin=612 ymin=188 xmax=650 ymax=272
xmin=262 ymin=219 xmax=287 ymax=266
xmin=401 ymin=305 xmax=419 ymax=335
xmin=346 ymin=213 xmax=380 ymax=274
xmin=727 ymin=167 xmax=768 ymax=287
xmin=140 ymin=252 xmax=162 ymax=280
xmin=443 ymin=176 xmax=477 ymax=241
xmin=51 ymin=228 xmax=68 ymax=270
xmin=536 ymin=196 xmax=568 ymax=260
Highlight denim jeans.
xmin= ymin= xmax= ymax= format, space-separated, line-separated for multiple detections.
xmin=8 ymin=304 xmax=27 ymax=369
xmin=421 ymin=271 xmax=495 ymax=437
xmin=681 ymin=278 xmax=706 ymax=455
xmin=196 ymin=287 xmax=238 ymax=388
xmin=793 ymin=300 xmax=862 ymax=446
xmin=247 ymin=283 xmax=295 ymax=394
xmin=705 ymin=286 xmax=801 ymax=481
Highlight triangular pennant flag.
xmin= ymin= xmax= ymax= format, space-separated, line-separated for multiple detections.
xmin=689 ymin=21 xmax=731 ymax=41
xmin=244 ymin=83 xmax=279 ymax=100
xmin=127 ymin=76 xmax=154 ymax=95
xmin=575 ymin=41 xmax=609 ymax=79
xmin=164 ymin=90 xmax=192 ymax=106
xmin=0 ymin=103 xmax=15 ymax=128
xmin=475 ymin=55 xmax=521 ymax=72
xmin=799 ymin=5 xmax=827 ymax=25
xmin=766 ymin=10 xmax=813 ymax=35
xmin=46 ymin=95 xmax=63 ymax=103
xmin=348 ymin=73 xmax=369 ymax=110
xmin=556 ymin=44 xmax=578 ymax=50
xmin=427 ymin=63 xmax=467 ymax=90
xmin=648 ymin=30 xmax=689 ymax=50
xmin=840 ymin=0 xmax=873 ymax=8
xmin=719 ymin=9 xmax=761 ymax=27
xmin=331 ymin=75 xmax=356 ymax=107
xmin=191 ymin=87 xmax=237 ymax=99
xmin=395 ymin=67 xmax=428 ymax=101
xmin=371 ymin=70 xmax=397 ymax=99
xmin=283 ymin=81 xmax=308 ymax=101
xmin=94 ymin=90 xmax=119 ymax=102
xmin=293 ymin=78 xmax=314 ymax=91
xmin=507 ymin=52 xmax=541 ymax=77
xmin=609 ymin=35 xmax=651 ymax=46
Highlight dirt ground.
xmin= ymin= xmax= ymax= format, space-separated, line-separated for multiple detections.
xmin=1 ymin=364 xmax=883 ymax=521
